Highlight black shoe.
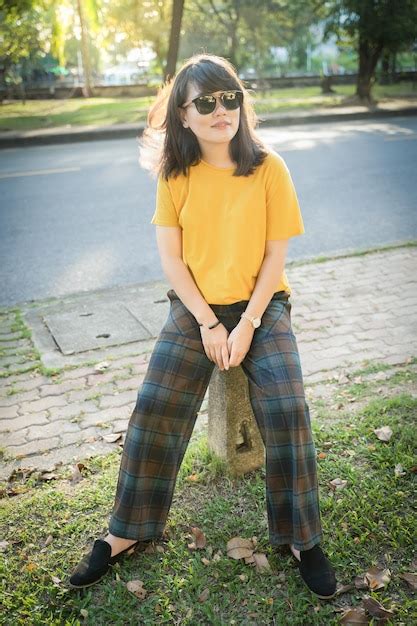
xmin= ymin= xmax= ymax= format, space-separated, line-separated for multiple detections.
xmin=68 ymin=539 xmax=140 ymax=589
xmin=298 ymin=544 xmax=337 ymax=599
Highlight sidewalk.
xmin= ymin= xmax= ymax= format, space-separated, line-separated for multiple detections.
xmin=1 ymin=97 xmax=417 ymax=148
xmin=0 ymin=243 xmax=416 ymax=482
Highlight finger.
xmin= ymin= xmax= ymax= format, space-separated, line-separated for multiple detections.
xmin=222 ymin=346 xmax=229 ymax=370
xmin=215 ymin=346 xmax=224 ymax=370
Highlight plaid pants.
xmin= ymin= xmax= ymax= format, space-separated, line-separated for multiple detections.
xmin=108 ymin=289 xmax=323 ymax=551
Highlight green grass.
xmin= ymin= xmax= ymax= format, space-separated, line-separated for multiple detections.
xmin=1 ymin=377 xmax=416 ymax=625
xmin=0 ymin=82 xmax=415 ymax=132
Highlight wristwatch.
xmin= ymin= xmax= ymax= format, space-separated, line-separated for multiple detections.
xmin=240 ymin=312 xmax=261 ymax=329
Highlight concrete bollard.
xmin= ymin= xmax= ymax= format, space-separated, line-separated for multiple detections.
xmin=207 ymin=366 xmax=265 ymax=477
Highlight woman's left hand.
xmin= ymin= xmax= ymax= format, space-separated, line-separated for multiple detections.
xmin=227 ymin=319 xmax=255 ymax=367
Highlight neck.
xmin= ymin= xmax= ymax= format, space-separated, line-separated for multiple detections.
xmin=200 ymin=143 xmax=235 ymax=168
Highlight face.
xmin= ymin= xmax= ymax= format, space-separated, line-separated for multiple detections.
xmin=179 ymin=82 xmax=241 ymax=150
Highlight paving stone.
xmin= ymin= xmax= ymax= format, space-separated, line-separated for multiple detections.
xmin=0 ymin=405 xmax=19 ymax=419
xmin=98 ymin=390 xmax=137 ymax=409
xmin=57 ymin=365 xmax=104 ymax=383
xmin=38 ymin=379 xmax=87 ymax=397
xmin=1 ymin=429 xmax=28 ymax=446
xmin=7 ymin=437 xmax=61 ymax=458
xmin=1 ymin=411 xmax=49 ymax=432
xmin=0 ymin=374 xmax=48 ymax=394
xmin=80 ymin=405 xmax=132 ymax=428
xmin=114 ymin=377 xmax=139 ymax=391
xmin=0 ymin=332 xmax=22 ymax=342
xmin=26 ymin=420 xmax=81 ymax=441
xmin=49 ymin=401 xmax=98 ymax=421
xmin=19 ymin=395 xmax=68 ymax=414
xmin=0 ymin=388 xmax=39 ymax=406
xmin=0 ymin=354 xmax=28 ymax=368
xmin=65 ymin=383 xmax=117 ymax=404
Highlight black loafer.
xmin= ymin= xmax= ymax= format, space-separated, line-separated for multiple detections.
xmin=298 ymin=544 xmax=337 ymax=599
xmin=69 ymin=539 xmax=140 ymax=589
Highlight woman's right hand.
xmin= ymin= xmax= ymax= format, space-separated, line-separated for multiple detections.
xmin=200 ymin=323 xmax=230 ymax=370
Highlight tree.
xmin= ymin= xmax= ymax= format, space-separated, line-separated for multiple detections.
xmin=165 ymin=0 xmax=185 ymax=80
xmin=322 ymin=0 xmax=417 ymax=102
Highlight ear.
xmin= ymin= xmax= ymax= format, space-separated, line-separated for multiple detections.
xmin=178 ymin=107 xmax=188 ymax=128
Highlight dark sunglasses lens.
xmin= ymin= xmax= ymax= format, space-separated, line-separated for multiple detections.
xmin=221 ymin=91 xmax=242 ymax=109
xmin=195 ymin=96 xmax=216 ymax=114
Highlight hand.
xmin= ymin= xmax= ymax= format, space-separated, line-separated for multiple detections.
xmin=199 ymin=323 xmax=230 ymax=370
xmin=227 ymin=319 xmax=255 ymax=367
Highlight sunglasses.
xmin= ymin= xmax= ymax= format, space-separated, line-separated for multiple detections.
xmin=181 ymin=90 xmax=243 ymax=115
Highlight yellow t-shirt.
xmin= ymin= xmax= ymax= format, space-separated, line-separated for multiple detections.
xmin=150 ymin=150 xmax=305 ymax=304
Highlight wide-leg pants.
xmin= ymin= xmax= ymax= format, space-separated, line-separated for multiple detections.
xmin=108 ymin=289 xmax=323 ymax=551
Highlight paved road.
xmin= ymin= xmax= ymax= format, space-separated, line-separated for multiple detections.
xmin=1 ymin=116 xmax=416 ymax=307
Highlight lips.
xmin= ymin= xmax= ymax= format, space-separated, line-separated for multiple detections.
xmin=212 ymin=122 xmax=231 ymax=129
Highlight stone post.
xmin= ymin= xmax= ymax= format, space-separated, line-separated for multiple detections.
xmin=207 ymin=366 xmax=265 ymax=477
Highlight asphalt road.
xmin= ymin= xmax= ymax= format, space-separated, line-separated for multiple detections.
xmin=1 ymin=116 xmax=416 ymax=307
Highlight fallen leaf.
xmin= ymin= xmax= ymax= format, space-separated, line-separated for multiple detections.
xmin=126 ymin=579 xmax=147 ymax=599
xmin=80 ymin=609 xmax=88 ymax=619
xmin=252 ymin=553 xmax=271 ymax=572
xmin=94 ymin=361 xmax=110 ymax=372
xmin=334 ymin=583 xmax=354 ymax=595
xmin=394 ymin=463 xmax=406 ymax=477
xmin=102 ymin=432 xmax=122 ymax=443
xmin=362 ymin=595 xmax=394 ymax=619
xmin=189 ymin=526 xmax=206 ymax=550
xmin=227 ymin=537 xmax=255 ymax=560
xmin=364 ymin=566 xmax=391 ymax=590
xmin=198 ymin=588 xmax=210 ymax=602
xmin=238 ymin=573 xmax=248 ymax=582
xmin=51 ymin=576 xmax=61 ymax=584
xmin=373 ymin=426 xmax=393 ymax=442
xmin=0 ymin=541 xmax=9 ymax=552
xmin=40 ymin=472 xmax=58 ymax=481
xmin=318 ymin=452 xmax=327 ymax=459
xmin=354 ymin=575 xmax=368 ymax=590
xmin=70 ymin=463 xmax=86 ymax=484
xmin=329 ymin=478 xmax=348 ymax=490
xmin=398 ymin=572 xmax=417 ymax=590
xmin=339 ymin=606 xmax=370 ymax=624
xmin=186 ymin=473 xmax=200 ymax=482
xmin=44 ymin=535 xmax=54 ymax=547
xmin=201 ymin=557 xmax=210 ymax=566
xmin=26 ymin=562 xmax=38 ymax=572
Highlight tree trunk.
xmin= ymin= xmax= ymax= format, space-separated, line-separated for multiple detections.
xmin=77 ymin=0 xmax=93 ymax=97
xmin=164 ymin=0 xmax=185 ymax=82
xmin=356 ymin=35 xmax=383 ymax=103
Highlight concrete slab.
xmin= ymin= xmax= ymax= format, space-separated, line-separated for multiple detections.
xmin=21 ymin=280 xmax=171 ymax=370
xmin=43 ymin=303 xmax=151 ymax=355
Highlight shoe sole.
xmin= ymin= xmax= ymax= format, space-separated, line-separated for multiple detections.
xmin=68 ymin=571 xmax=109 ymax=589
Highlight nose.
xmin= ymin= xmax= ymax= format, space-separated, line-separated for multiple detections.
xmin=213 ymin=95 xmax=227 ymax=114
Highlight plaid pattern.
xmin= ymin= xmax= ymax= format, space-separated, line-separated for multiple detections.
xmin=108 ymin=289 xmax=323 ymax=551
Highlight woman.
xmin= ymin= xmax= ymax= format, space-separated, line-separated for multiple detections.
xmin=69 ymin=53 xmax=337 ymax=600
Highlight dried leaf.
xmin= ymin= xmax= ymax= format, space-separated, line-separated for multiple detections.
xmin=198 ymin=587 xmax=210 ymax=602
xmin=318 ymin=452 xmax=327 ymax=459
xmin=70 ymin=463 xmax=86 ymax=484
xmin=187 ymin=526 xmax=206 ymax=550
xmin=354 ymin=575 xmax=368 ymax=590
xmin=252 ymin=553 xmax=271 ymax=572
xmin=102 ymin=432 xmax=122 ymax=443
xmin=201 ymin=557 xmax=210 ymax=566
xmin=398 ymin=572 xmax=417 ymax=590
xmin=394 ymin=463 xmax=406 ymax=477
xmin=329 ymin=478 xmax=348 ymax=490
xmin=51 ymin=576 xmax=61 ymax=584
xmin=126 ymin=579 xmax=147 ymax=599
xmin=362 ymin=595 xmax=394 ymax=619
xmin=0 ymin=541 xmax=9 ymax=552
xmin=373 ymin=426 xmax=393 ymax=442
xmin=238 ymin=573 xmax=248 ymax=582
xmin=44 ymin=535 xmax=54 ymax=547
xmin=335 ymin=583 xmax=354 ymax=595
xmin=94 ymin=361 xmax=110 ymax=372
xmin=186 ymin=473 xmax=200 ymax=482
xmin=227 ymin=537 xmax=255 ymax=560
xmin=40 ymin=472 xmax=58 ymax=481
xmin=364 ymin=566 xmax=391 ymax=590
xmin=339 ymin=606 xmax=370 ymax=624
xmin=80 ymin=609 xmax=88 ymax=619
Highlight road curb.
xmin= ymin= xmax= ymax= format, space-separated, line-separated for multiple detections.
xmin=1 ymin=105 xmax=417 ymax=148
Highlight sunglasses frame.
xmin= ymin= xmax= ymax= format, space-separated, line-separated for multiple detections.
xmin=181 ymin=90 xmax=244 ymax=115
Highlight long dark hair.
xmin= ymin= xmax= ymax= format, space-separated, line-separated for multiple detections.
xmin=139 ymin=53 xmax=268 ymax=179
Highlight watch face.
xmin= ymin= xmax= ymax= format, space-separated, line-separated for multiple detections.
xmin=253 ymin=318 xmax=261 ymax=328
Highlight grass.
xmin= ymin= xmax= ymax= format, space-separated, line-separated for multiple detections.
xmin=0 ymin=82 xmax=416 ymax=132
xmin=1 ymin=366 xmax=416 ymax=625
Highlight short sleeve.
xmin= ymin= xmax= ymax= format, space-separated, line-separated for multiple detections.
xmin=150 ymin=175 xmax=180 ymax=227
xmin=265 ymin=154 xmax=305 ymax=240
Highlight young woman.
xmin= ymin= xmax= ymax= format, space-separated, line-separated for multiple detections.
xmin=69 ymin=53 xmax=337 ymax=600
